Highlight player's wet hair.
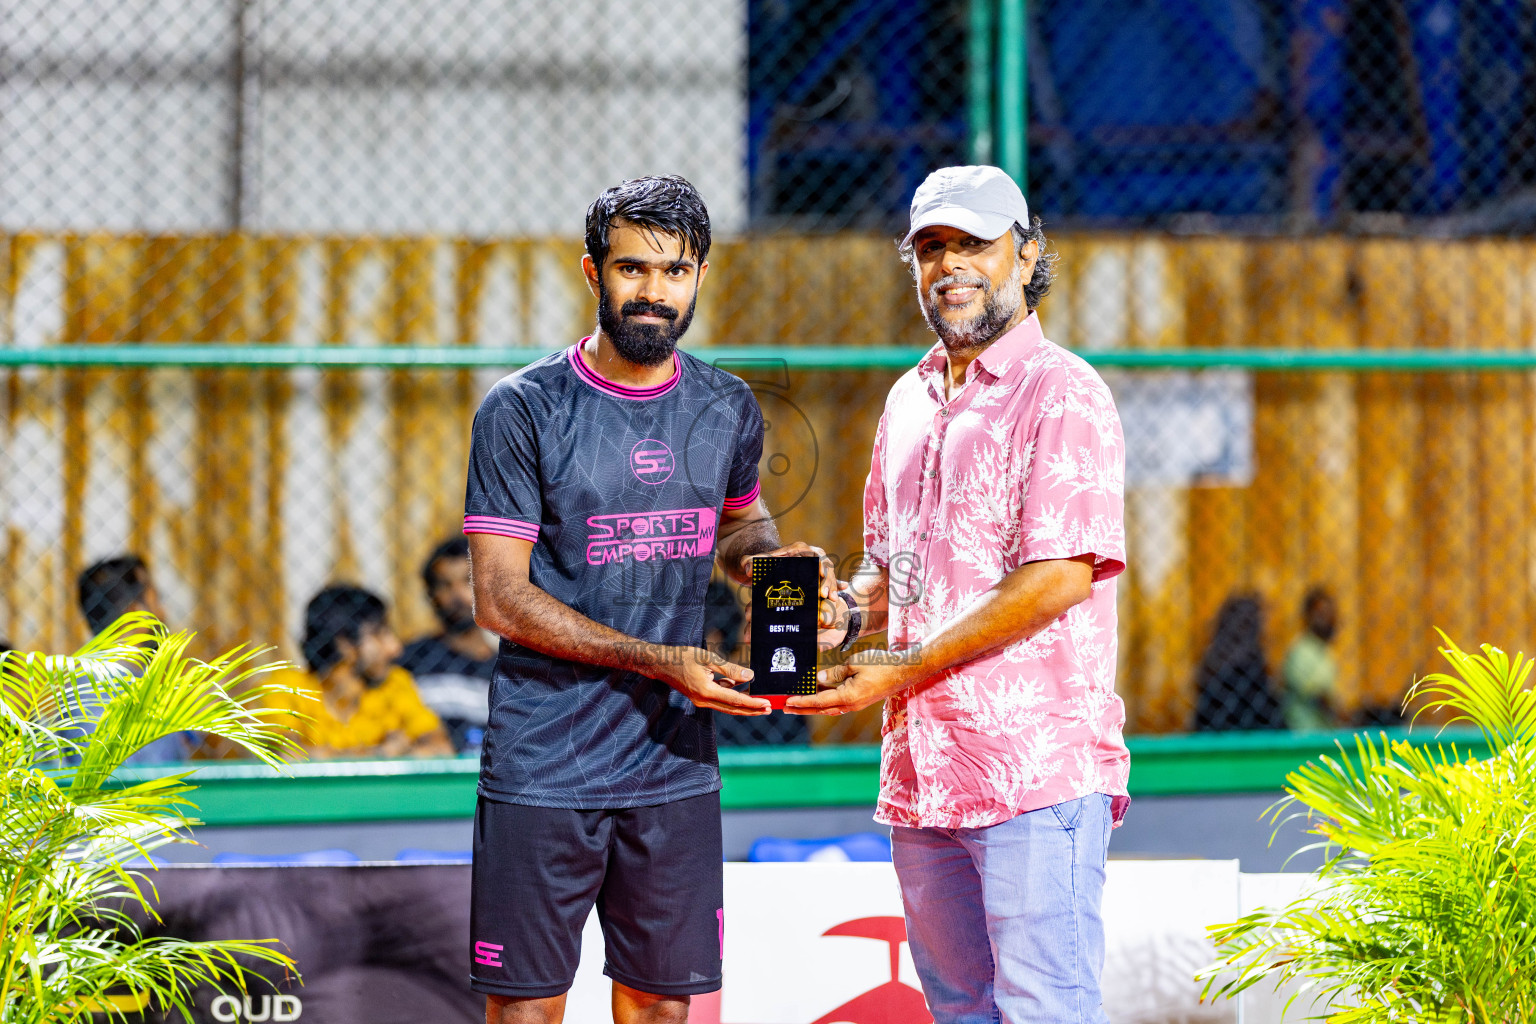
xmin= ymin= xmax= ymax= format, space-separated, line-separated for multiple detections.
xmin=77 ymin=554 xmax=152 ymax=633
xmin=302 ymin=584 xmax=387 ymax=674
xmin=585 ymin=175 xmax=712 ymax=269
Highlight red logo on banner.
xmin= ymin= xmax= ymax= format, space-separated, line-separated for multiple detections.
xmin=809 ymin=917 xmax=931 ymax=1024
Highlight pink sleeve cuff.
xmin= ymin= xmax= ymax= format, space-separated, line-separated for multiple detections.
xmin=722 ymin=481 xmax=761 ymax=510
xmin=463 ymin=515 xmax=539 ymax=542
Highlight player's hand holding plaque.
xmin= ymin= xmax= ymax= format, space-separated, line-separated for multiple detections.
xmin=749 ymin=555 xmax=820 ymax=709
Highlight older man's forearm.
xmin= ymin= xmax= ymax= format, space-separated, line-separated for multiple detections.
xmin=843 ymin=563 xmax=891 ymax=638
xmin=899 ymin=556 xmax=1093 ymax=679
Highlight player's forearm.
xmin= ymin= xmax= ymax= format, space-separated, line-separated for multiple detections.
xmin=475 ymin=577 xmax=681 ymax=681
xmin=896 ymin=557 xmax=1092 ymax=679
xmin=715 ymin=515 xmax=781 ymax=584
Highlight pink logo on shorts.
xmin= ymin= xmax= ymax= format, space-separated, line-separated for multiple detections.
xmin=631 ymin=439 xmax=675 ymax=484
xmin=474 ymin=941 xmax=504 ymax=967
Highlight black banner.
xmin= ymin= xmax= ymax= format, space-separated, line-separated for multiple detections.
xmin=132 ymin=864 xmax=478 ymax=1024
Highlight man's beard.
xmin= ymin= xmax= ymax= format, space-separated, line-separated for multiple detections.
xmin=597 ymin=283 xmax=697 ymax=366
xmin=919 ymin=262 xmax=1025 ymax=354
xmin=436 ymin=603 xmax=477 ymax=636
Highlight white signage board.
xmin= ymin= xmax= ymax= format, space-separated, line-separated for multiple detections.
xmin=564 ymin=861 xmax=1256 ymax=1024
xmin=1103 ymin=369 xmax=1255 ymax=487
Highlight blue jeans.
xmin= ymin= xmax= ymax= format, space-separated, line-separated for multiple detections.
xmin=891 ymin=794 xmax=1113 ymax=1024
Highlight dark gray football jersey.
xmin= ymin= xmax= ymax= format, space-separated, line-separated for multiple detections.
xmin=463 ymin=342 xmax=763 ymax=808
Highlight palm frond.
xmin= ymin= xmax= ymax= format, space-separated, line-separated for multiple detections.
xmin=1 ymin=616 xmax=302 ymax=1023
xmin=1409 ymin=630 xmax=1536 ymax=753
xmin=1201 ymin=631 xmax=1536 ymax=1020
xmin=65 ymin=630 xmax=301 ymax=794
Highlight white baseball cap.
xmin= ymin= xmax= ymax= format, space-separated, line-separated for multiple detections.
xmin=900 ymin=165 xmax=1029 ymax=251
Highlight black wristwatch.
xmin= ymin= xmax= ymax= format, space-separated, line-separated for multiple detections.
xmin=836 ymin=590 xmax=862 ymax=653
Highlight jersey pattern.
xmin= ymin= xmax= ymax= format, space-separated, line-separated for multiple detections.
xmin=464 ymin=343 xmax=763 ymax=808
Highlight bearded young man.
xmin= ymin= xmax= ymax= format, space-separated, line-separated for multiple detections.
xmin=398 ymin=537 xmax=498 ymax=751
xmin=463 ymin=175 xmax=833 ymax=1024
xmin=790 ymin=166 xmax=1130 ymax=1023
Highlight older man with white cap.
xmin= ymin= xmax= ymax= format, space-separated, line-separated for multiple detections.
xmin=789 ymin=166 xmax=1129 ymax=1023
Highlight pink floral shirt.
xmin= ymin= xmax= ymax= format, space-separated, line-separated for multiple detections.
xmin=864 ymin=313 xmax=1130 ymax=829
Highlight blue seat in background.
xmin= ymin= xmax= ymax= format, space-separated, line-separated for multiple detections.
xmin=747 ymin=832 xmax=891 ymax=863
xmin=394 ymin=848 xmax=473 ymax=864
xmin=211 ymin=849 xmax=360 ymax=866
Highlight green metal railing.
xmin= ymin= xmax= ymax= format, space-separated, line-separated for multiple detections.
xmin=110 ymin=727 xmax=1489 ymax=827
xmin=967 ymin=0 xmax=1027 ymax=185
xmin=4 ymin=345 xmax=1536 ymax=371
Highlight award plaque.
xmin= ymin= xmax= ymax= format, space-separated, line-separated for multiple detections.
xmin=749 ymin=555 xmax=820 ymax=709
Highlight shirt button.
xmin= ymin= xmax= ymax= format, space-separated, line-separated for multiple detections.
xmin=919 ymin=532 xmax=928 ymax=541
xmin=941 ymin=408 xmax=949 ymax=416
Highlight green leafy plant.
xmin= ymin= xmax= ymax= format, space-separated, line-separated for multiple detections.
xmin=1199 ymin=632 xmax=1536 ymax=1022
xmin=1 ymin=613 xmax=302 ymax=1023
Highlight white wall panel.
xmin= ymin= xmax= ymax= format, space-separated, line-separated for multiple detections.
xmin=1 ymin=0 xmax=747 ymax=235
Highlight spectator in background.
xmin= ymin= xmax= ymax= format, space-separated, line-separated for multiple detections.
xmin=1193 ymin=594 xmax=1283 ymax=731
xmin=268 ymin=585 xmax=453 ymax=759
xmin=1282 ymin=586 xmax=1339 ymax=731
xmin=78 ymin=555 xmax=166 ymax=634
xmin=706 ymin=578 xmax=808 ymax=746
xmin=398 ymin=537 xmax=495 ymax=752
xmin=76 ymin=554 xmax=193 ymax=764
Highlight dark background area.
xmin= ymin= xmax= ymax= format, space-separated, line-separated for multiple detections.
xmin=751 ymin=0 xmax=1536 ymax=231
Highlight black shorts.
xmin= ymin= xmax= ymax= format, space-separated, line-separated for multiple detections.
xmin=468 ymin=790 xmax=724 ymax=999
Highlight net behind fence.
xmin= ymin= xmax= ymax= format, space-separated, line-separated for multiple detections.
xmin=5 ymin=0 xmax=1536 ymax=747
xmin=6 ymin=234 xmax=1536 ymax=742
xmin=9 ymin=0 xmax=1536 ymax=238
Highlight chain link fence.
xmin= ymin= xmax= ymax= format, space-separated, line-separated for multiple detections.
xmin=4 ymin=0 xmax=1536 ymax=751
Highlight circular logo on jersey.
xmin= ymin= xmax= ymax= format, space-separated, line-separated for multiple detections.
xmin=630 ymin=439 xmax=675 ymax=484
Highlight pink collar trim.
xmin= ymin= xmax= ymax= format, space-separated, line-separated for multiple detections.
xmin=567 ymin=339 xmax=682 ymax=401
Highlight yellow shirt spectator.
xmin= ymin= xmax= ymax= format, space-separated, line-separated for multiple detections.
xmin=268 ymin=665 xmax=444 ymax=756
